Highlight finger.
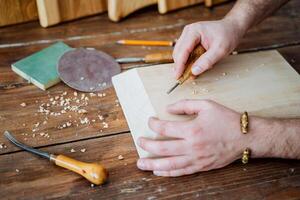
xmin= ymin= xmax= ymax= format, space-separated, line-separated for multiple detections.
xmin=191 ymin=44 xmax=226 ymax=75
xmin=167 ymin=99 xmax=206 ymax=115
xmin=148 ymin=117 xmax=188 ymax=138
xmin=137 ymin=137 xmax=187 ymax=156
xmin=137 ymin=155 xmax=192 ymax=171
xmin=173 ymin=28 xmax=200 ymax=79
xmin=153 ymin=165 xmax=199 ymax=177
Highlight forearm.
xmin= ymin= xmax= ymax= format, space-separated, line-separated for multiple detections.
xmin=249 ymin=117 xmax=300 ymax=159
xmin=224 ymin=0 xmax=289 ymax=36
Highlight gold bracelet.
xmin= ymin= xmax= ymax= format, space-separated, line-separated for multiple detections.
xmin=240 ymin=111 xmax=249 ymax=134
xmin=242 ymin=148 xmax=251 ymax=164
xmin=241 ymin=111 xmax=250 ymax=164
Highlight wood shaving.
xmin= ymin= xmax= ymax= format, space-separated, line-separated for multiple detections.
xmin=20 ymin=102 xmax=26 ymax=107
xmin=80 ymin=148 xmax=86 ymax=153
xmin=15 ymin=169 xmax=20 ymax=173
xmin=70 ymin=148 xmax=76 ymax=153
xmin=0 ymin=143 xmax=7 ymax=149
xmin=118 ymin=155 xmax=124 ymax=160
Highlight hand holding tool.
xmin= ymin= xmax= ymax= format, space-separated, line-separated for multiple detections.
xmin=116 ymin=39 xmax=175 ymax=46
xmin=116 ymin=51 xmax=173 ymax=64
xmin=167 ymin=44 xmax=206 ymax=94
xmin=4 ymin=131 xmax=108 ymax=185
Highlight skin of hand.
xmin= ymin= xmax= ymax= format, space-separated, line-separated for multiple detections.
xmin=173 ymin=0 xmax=289 ymax=78
xmin=136 ymin=100 xmax=300 ymax=177
xmin=172 ymin=18 xmax=246 ymax=78
xmin=137 ymin=99 xmax=246 ymax=177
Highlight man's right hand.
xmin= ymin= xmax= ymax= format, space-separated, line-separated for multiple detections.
xmin=172 ymin=18 xmax=246 ymax=79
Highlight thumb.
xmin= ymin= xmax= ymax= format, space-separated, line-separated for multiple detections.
xmin=167 ymin=99 xmax=203 ymax=115
xmin=191 ymin=45 xmax=225 ymax=76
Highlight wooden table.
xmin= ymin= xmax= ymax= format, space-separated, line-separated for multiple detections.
xmin=1 ymin=1 xmax=300 ymax=199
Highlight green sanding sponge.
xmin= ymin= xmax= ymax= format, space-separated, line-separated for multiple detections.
xmin=11 ymin=42 xmax=72 ymax=90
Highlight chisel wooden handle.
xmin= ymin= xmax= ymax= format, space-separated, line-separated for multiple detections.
xmin=50 ymin=155 xmax=108 ymax=185
xmin=178 ymin=44 xmax=206 ymax=84
xmin=144 ymin=51 xmax=173 ymax=63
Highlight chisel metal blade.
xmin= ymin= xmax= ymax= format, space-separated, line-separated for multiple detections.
xmin=4 ymin=131 xmax=51 ymax=159
xmin=166 ymin=82 xmax=180 ymax=94
xmin=116 ymin=57 xmax=144 ymax=63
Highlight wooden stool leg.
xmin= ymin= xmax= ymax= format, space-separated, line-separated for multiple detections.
xmin=108 ymin=0 xmax=157 ymax=22
xmin=158 ymin=0 xmax=204 ymax=14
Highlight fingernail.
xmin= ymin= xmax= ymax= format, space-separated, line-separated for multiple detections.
xmin=137 ymin=159 xmax=145 ymax=170
xmin=192 ymin=66 xmax=201 ymax=75
xmin=153 ymin=171 xmax=159 ymax=176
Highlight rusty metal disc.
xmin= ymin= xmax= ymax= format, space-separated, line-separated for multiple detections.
xmin=58 ymin=48 xmax=121 ymax=92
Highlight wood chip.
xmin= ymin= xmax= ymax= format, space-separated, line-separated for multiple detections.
xmin=118 ymin=155 xmax=124 ymax=160
xmin=70 ymin=148 xmax=76 ymax=153
xmin=20 ymin=102 xmax=26 ymax=107
xmin=80 ymin=148 xmax=86 ymax=153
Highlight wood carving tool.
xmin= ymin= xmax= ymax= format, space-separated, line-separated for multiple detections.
xmin=4 ymin=131 xmax=108 ymax=185
xmin=58 ymin=48 xmax=121 ymax=92
xmin=116 ymin=51 xmax=173 ymax=64
xmin=167 ymin=44 xmax=206 ymax=94
xmin=116 ymin=39 xmax=175 ymax=46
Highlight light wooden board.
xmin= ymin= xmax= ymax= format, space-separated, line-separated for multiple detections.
xmin=0 ymin=0 xmax=38 ymax=27
xmin=113 ymin=50 xmax=300 ymax=158
xmin=158 ymin=0 xmax=204 ymax=14
xmin=108 ymin=0 xmax=157 ymax=22
xmin=36 ymin=0 xmax=107 ymax=27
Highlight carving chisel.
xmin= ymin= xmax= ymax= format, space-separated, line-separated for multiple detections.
xmin=4 ymin=131 xmax=108 ymax=185
xmin=116 ymin=51 xmax=173 ymax=64
xmin=167 ymin=44 xmax=206 ymax=94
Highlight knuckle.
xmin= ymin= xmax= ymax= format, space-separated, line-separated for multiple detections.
xmin=157 ymin=145 xmax=169 ymax=155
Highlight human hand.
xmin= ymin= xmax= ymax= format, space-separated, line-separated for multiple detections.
xmin=173 ymin=18 xmax=246 ymax=79
xmin=137 ymin=99 xmax=248 ymax=177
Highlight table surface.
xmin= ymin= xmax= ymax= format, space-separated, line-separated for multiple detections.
xmin=0 ymin=1 xmax=300 ymax=199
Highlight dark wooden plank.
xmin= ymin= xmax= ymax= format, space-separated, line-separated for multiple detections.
xmin=0 ymin=84 xmax=128 ymax=154
xmin=0 ymin=0 xmax=299 ymax=49
xmin=0 ymin=133 xmax=299 ymax=199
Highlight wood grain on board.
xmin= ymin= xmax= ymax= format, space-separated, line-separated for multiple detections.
xmin=1 ymin=132 xmax=300 ymax=199
xmin=108 ymin=0 xmax=157 ymax=22
xmin=205 ymin=0 xmax=230 ymax=7
xmin=36 ymin=0 xmax=107 ymax=27
xmin=113 ymin=50 xmax=300 ymax=158
xmin=0 ymin=0 xmax=38 ymax=27
xmin=0 ymin=1 xmax=300 ymax=198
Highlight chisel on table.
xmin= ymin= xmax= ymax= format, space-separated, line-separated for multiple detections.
xmin=116 ymin=51 xmax=173 ymax=64
xmin=167 ymin=44 xmax=206 ymax=94
xmin=4 ymin=131 xmax=108 ymax=185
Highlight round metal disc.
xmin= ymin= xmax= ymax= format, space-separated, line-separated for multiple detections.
xmin=58 ymin=48 xmax=121 ymax=92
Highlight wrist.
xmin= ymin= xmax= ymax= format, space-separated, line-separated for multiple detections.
xmin=246 ymin=117 xmax=299 ymax=159
xmin=222 ymin=15 xmax=248 ymax=39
